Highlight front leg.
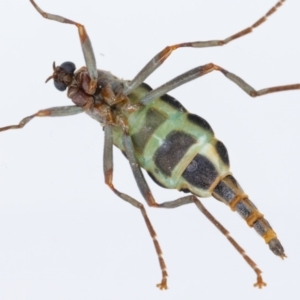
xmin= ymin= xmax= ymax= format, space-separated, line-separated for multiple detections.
xmin=0 ymin=106 xmax=83 ymax=132
xmin=30 ymin=0 xmax=98 ymax=94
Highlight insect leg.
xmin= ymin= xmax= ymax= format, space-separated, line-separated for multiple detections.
xmin=0 ymin=106 xmax=83 ymax=132
xmin=124 ymin=0 xmax=285 ymax=95
xmin=29 ymin=0 xmax=98 ymax=93
xmin=121 ymin=129 xmax=266 ymax=288
xmin=157 ymin=195 xmax=266 ymax=289
xmin=122 ymin=135 xmax=158 ymax=206
xmin=103 ymin=126 xmax=168 ymax=290
xmin=140 ymin=63 xmax=300 ymax=105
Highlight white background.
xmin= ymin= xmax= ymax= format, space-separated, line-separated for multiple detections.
xmin=0 ymin=0 xmax=299 ymax=299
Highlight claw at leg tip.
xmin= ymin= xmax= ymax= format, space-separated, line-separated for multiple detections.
xmin=254 ymin=277 xmax=267 ymax=289
xmin=156 ymin=279 xmax=168 ymax=290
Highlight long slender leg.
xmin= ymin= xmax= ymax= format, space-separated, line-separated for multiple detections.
xmin=122 ymin=134 xmax=158 ymax=207
xmin=0 ymin=106 xmax=83 ymax=132
xmin=121 ymin=133 xmax=266 ymax=288
xmin=29 ymin=0 xmax=98 ymax=94
xmin=103 ymin=125 xmax=168 ymax=290
xmin=140 ymin=63 xmax=300 ymax=105
xmin=124 ymin=0 xmax=286 ymax=95
xmin=157 ymin=195 xmax=266 ymax=288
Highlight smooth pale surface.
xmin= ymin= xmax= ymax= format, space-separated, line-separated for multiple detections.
xmin=0 ymin=0 xmax=299 ymax=299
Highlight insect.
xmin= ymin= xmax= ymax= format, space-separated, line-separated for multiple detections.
xmin=0 ymin=0 xmax=299 ymax=290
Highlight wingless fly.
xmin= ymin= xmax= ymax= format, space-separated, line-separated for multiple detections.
xmin=1 ymin=0 xmax=299 ymax=289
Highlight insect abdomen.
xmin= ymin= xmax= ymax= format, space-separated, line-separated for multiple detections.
xmin=122 ymin=83 xmax=284 ymax=258
xmin=212 ymin=175 xmax=285 ymax=257
xmin=125 ymin=83 xmax=230 ymax=197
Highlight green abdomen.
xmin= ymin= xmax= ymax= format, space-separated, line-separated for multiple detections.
xmin=112 ymin=83 xmax=231 ymax=197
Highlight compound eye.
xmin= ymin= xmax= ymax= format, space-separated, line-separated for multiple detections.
xmin=54 ymin=80 xmax=67 ymax=91
xmin=60 ymin=61 xmax=76 ymax=74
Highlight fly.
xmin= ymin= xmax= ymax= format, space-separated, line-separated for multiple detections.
xmin=0 ymin=0 xmax=299 ymax=289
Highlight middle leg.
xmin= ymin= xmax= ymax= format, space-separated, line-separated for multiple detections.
xmin=139 ymin=63 xmax=300 ymax=105
xmin=124 ymin=0 xmax=286 ymax=94
xmin=103 ymin=125 xmax=168 ymax=290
